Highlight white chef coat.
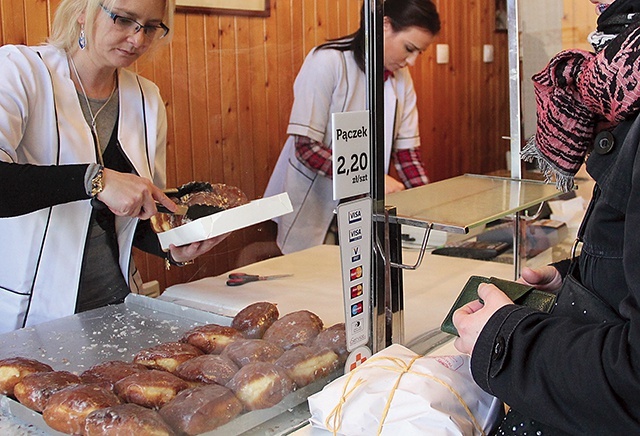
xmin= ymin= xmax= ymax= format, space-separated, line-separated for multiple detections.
xmin=264 ymin=47 xmax=421 ymax=254
xmin=0 ymin=44 xmax=167 ymax=332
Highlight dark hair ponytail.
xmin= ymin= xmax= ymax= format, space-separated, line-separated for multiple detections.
xmin=317 ymin=0 xmax=440 ymax=72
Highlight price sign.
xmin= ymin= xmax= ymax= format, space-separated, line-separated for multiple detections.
xmin=332 ymin=110 xmax=371 ymax=200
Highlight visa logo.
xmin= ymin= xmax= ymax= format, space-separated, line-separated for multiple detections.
xmin=349 ymin=227 xmax=362 ymax=242
xmin=348 ymin=209 xmax=362 ymax=224
xmin=351 ymin=246 xmax=361 ymax=262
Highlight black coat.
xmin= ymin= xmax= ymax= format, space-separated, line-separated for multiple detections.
xmin=471 ymin=114 xmax=640 ymax=435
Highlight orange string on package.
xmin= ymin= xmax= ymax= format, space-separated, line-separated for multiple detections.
xmin=324 ymin=354 xmax=486 ymax=436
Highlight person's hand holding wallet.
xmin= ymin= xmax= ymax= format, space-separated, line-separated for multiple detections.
xmin=441 ymin=275 xmax=557 ymax=355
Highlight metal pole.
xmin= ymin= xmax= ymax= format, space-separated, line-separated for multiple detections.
xmin=507 ymin=0 xmax=521 ymax=181
xmin=507 ymin=0 xmax=524 ymax=279
xmin=364 ymin=0 xmax=388 ymax=353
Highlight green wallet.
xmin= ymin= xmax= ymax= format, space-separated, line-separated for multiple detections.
xmin=440 ymin=275 xmax=557 ymax=336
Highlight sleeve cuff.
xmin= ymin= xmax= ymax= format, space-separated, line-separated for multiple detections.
xmin=471 ymin=304 xmax=538 ymax=394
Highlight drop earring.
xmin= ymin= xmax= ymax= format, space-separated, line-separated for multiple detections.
xmin=78 ymin=26 xmax=87 ymax=50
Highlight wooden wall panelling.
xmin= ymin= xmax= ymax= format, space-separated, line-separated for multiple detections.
xmin=416 ymin=0 xmax=458 ymax=181
xmin=302 ymin=0 xmax=316 ymax=56
xmin=562 ymin=0 xmax=595 ymax=51
xmin=248 ymin=17 xmax=270 ymax=195
xmin=187 ymin=14 xmax=213 ymax=186
xmin=25 ymin=0 xmax=50 ymax=47
xmin=266 ymin=0 xmax=289 ymax=177
xmin=1 ymin=0 xmax=26 ymax=45
xmin=0 ymin=0 xmax=511 ymax=290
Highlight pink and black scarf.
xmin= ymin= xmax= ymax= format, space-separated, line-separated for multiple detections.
xmin=522 ymin=0 xmax=640 ymax=192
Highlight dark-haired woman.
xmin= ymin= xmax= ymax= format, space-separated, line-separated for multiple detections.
xmin=265 ymin=0 xmax=440 ymax=255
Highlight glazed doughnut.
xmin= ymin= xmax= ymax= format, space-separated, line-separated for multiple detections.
xmin=180 ymin=324 xmax=244 ymax=354
xmin=84 ymin=403 xmax=176 ymax=436
xmin=81 ymin=360 xmax=148 ymax=390
xmin=114 ymin=370 xmax=189 ymax=409
xmin=133 ymin=342 xmax=204 ymax=373
xmin=221 ymin=338 xmax=284 ymax=367
xmin=275 ymin=346 xmax=339 ymax=388
xmin=43 ymin=384 xmax=121 ymax=435
xmin=13 ymin=370 xmax=82 ymax=412
xmin=225 ymin=361 xmax=294 ymax=410
xmin=159 ymin=384 xmax=243 ymax=435
xmin=312 ymin=323 xmax=349 ymax=365
xmin=262 ymin=310 xmax=324 ymax=350
xmin=0 ymin=357 xmax=53 ymax=396
xmin=174 ymin=354 xmax=239 ymax=386
xmin=231 ymin=302 xmax=279 ymax=339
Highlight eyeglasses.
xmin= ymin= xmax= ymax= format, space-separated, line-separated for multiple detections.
xmin=100 ymin=3 xmax=169 ymax=40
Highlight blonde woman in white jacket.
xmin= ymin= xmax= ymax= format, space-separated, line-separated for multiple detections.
xmin=0 ymin=0 xmax=224 ymax=333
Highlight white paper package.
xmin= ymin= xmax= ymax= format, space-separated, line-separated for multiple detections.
xmin=307 ymin=344 xmax=503 ymax=435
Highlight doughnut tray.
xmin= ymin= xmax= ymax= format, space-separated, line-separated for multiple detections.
xmin=0 ymin=294 xmax=340 ymax=435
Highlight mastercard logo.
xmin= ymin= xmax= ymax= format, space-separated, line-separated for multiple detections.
xmin=350 ymin=266 xmax=363 ymax=280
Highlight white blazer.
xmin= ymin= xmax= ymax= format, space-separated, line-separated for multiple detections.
xmin=0 ymin=45 xmax=167 ymax=332
xmin=264 ymin=48 xmax=421 ymax=254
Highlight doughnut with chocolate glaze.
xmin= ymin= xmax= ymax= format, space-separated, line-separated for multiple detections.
xmin=180 ymin=324 xmax=244 ymax=354
xmin=231 ymin=302 xmax=279 ymax=339
xmin=150 ymin=183 xmax=248 ymax=232
xmin=312 ymin=323 xmax=349 ymax=365
xmin=0 ymin=357 xmax=53 ymax=396
xmin=81 ymin=360 xmax=148 ymax=391
xmin=275 ymin=346 xmax=339 ymax=387
xmin=225 ymin=361 xmax=294 ymax=410
xmin=133 ymin=342 xmax=204 ymax=373
xmin=114 ymin=370 xmax=189 ymax=409
xmin=160 ymin=384 xmax=243 ymax=435
xmin=43 ymin=384 xmax=121 ymax=435
xmin=221 ymin=338 xmax=284 ymax=367
xmin=174 ymin=354 xmax=239 ymax=386
xmin=262 ymin=310 xmax=324 ymax=350
xmin=13 ymin=370 xmax=82 ymax=412
xmin=85 ymin=403 xmax=176 ymax=436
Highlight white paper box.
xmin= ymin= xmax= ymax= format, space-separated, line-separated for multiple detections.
xmin=157 ymin=193 xmax=292 ymax=250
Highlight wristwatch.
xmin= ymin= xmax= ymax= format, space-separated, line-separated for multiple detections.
xmin=90 ymin=165 xmax=105 ymax=198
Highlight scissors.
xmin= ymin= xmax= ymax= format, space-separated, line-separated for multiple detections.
xmin=226 ymin=272 xmax=293 ymax=286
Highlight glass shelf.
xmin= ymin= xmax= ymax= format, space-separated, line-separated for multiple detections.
xmin=385 ymin=174 xmax=563 ymax=234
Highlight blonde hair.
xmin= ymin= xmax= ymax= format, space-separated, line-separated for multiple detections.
xmin=48 ymin=0 xmax=175 ymax=52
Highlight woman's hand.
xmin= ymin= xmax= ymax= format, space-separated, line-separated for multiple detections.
xmin=517 ymin=265 xmax=563 ymax=293
xmin=453 ymin=283 xmax=513 ymax=355
xmin=96 ymin=168 xmax=177 ymax=219
xmin=168 ymin=233 xmax=230 ymax=264
xmin=385 ymin=175 xmax=405 ymax=193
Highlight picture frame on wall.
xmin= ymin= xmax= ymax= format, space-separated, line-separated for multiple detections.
xmin=176 ymin=0 xmax=270 ymax=17
xmin=495 ymin=0 xmax=507 ymax=32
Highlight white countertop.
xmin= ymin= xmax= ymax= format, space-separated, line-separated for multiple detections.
xmin=161 ymin=244 xmax=514 ymax=346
